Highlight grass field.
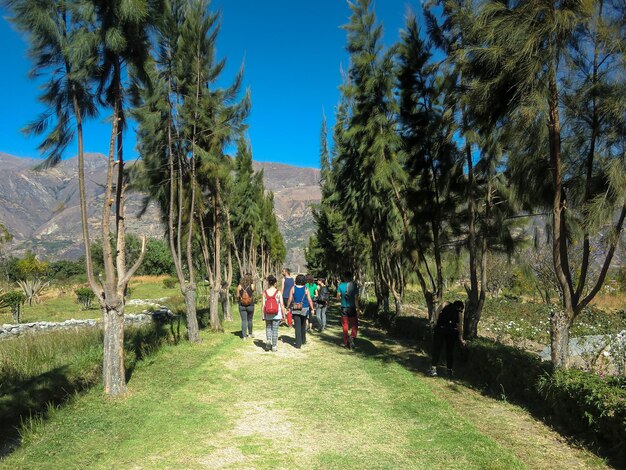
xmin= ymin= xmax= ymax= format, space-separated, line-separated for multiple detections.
xmin=0 ymin=277 xmax=181 ymax=324
xmin=0 ymin=308 xmax=608 ymax=469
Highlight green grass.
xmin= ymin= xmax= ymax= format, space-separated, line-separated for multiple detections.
xmin=0 ymin=321 xmax=175 ymax=456
xmin=0 ymin=278 xmax=180 ymax=324
xmin=0 ymin=307 xmax=606 ymax=469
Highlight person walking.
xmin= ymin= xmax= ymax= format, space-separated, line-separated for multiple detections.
xmin=262 ymin=275 xmax=284 ymax=352
xmin=236 ymin=273 xmax=255 ymax=340
xmin=337 ymin=272 xmax=360 ymax=349
xmin=315 ymin=278 xmax=330 ymax=332
xmin=428 ymin=300 xmax=465 ymax=377
xmin=287 ymin=274 xmax=314 ymax=349
xmin=281 ymin=268 xmax=295 ymax=328
xmin=305 ymin=274 xmax=318 ymax=332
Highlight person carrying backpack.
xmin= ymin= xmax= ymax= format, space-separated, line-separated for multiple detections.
xmin=236 ymin=273 xmax=256 ymax=340
xmin=428 ymin=300 xmax=465 ymax=377
xmin=337 ymin=271 xmax=360 ymax=349
xmin=315 ymin=277 xmax=330 ymax=332
xmin=262 ymin=275 xmax=285 ymax=352
xmin=281 ymin=268 xmax=295 ymax=328
xmin=287 ymin=274 xmax=314 ymax=349
xmin=305 ymin=274 xmax=318 ymax=332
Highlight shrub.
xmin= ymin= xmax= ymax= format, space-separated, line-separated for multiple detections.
xmin=48 ymin=259 xmax=85 ymax=281
xmin=0 ymin=291 xmax=27 ymax=323
xmin=537 ymin=369 xmax=626 ymax=461
xmin=75 ymin=287 xmax=96 ymax=310
xmin=163 ymin=277 xmax=178 ymax=289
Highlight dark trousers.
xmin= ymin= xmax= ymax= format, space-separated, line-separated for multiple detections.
xmin=293 ymin=312 xmax=307 ymax=348
xmin=432 ymin=328 xmax=458 ymax=370
xmin=239 ymin=304 xmax=254 ymax=338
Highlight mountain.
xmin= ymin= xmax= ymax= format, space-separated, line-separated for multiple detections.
xmin=0 ymin=153 xmax=321 ymax=269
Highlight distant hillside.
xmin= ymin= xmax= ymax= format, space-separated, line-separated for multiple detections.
xmin=0 ymin=153 xmax=321 ymax=269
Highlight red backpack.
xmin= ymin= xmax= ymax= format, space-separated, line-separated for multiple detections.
xmin=264 ymin=289 xmax=279 ymax=315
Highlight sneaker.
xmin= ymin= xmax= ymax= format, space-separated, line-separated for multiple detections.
xmin=428 ymin=367 xmax=438 ymax=377
xmin=250 ymin=333 xmax=255 ymax=339
xmin=348 ymin=337 xmax=355 ymax=350
xmin=272 ymin=346 xmax=277 ymax=352
xmin=265 ymin=340 xmax=272 ymax=351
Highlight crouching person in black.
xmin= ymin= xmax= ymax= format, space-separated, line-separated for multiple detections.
xmin=429 ymin=300 xmax=465 ymax=377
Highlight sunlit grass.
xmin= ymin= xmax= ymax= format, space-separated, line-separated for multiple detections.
xmin=0 ymin=277 xmax=179 ymax=324
xmin=0 ymin=312 xmax=530 ymax=469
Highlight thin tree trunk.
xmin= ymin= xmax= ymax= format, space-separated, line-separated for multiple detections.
xmin=210 ymin=180 xmax=222 ymax=331
xmin=72 ymin=96 xmax=100 ymax=297
xmin=548 ymin=61 xmax=574 ymax=368
xmin=550 ymin=308 xmax=572 ymax=368
xmin=184 ymin=286 xmax=200 ymax=341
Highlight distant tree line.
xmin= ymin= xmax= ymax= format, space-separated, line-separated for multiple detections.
xmin=307 ymin=0 xmax=625 ymax=368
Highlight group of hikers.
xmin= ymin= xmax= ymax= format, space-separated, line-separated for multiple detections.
xmin=235 ymin=268 xmax=464 ymax=378
xmin=235 ymin=269 xmax=359 ymax=352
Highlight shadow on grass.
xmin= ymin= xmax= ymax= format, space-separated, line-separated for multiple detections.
xmin=278 ymin=335 xmax=296 ymax=348
xmin=328 ymin=304 xmax=624 ymax=469
xmin=0 ymin=319 xmax=173 ymax=459
xmin=314 ymin=306 xmax=432 ymax=377
xmin=0 ymin=365 xmax=97 ymax=458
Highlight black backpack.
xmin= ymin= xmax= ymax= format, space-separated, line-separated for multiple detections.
xmin=318 ymin=286 xmax=330 ymax=303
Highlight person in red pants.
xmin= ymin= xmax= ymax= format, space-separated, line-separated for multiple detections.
xmin=336 ymin=271 xmax=360 ymax=349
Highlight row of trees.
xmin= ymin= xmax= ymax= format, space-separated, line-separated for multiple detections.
xmin=308 ymin=0 xmax=625 ymax=368
xmin=5 ymin=0 xmax=284 ymax=396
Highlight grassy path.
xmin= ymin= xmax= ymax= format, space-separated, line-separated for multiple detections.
xmin=1 ymin=309 xmax=608 ymax=469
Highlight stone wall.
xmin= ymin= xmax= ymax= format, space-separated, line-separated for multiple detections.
xmin=0 ymin=310 xmax=174 ymax=341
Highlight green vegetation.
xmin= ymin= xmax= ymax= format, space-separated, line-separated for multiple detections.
xmin=0 ymin=278 xmax=180 ymax=324
xmin=0 ymin=322 xmax=176 ymax=453
xmin=308 ymin=0 xmax=626 ymax=368
xmin=75 ymin=287 xmax=95 ymax=310
xmin=0 ymin=291 xmax=26 ymax=323
xmin=0 ymin=313 xmax=608 ymax=469
xmin=458 ymin=339 xmax=626 ymax=463
xmin=480 ymin=299 xmax=626 ymax=345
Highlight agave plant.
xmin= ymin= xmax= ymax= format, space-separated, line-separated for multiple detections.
xmin=17 ymin=278 xmax=50 ymax=306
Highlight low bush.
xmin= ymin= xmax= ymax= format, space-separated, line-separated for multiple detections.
xmin=0 ymin=291 xmax=27 ymax=323
xmin=75 ymin=287 xmax=95 ymax=310
xmin=537 ymin=369 xmax=626 ymax=459
xmin=162 ymin=277 xmax=177 ymax=289
xmin=459 ymin=338 xmax=626 ymax=463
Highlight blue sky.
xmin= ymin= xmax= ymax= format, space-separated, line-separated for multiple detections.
xmin=0 ymin=0 xmax=417 ymax=169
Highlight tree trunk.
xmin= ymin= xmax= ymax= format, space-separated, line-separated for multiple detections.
xmin=393 ymin=292 xmax=402 ymax=318
xmin=209 ymin=287 xmax=221 ymax=331
xmin=220 ymin=290 xmax=232 ymax=322
xmin=550 ymin=308 xmax=572 ymax=368
xmin=184 ymin=286 xmax=200 ymax=342
xmin=103 ymin=304 xmax=126 ymax=396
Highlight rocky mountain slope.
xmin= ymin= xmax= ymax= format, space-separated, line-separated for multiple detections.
xmin=0 ymin=153 xmax=321 ymax=269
